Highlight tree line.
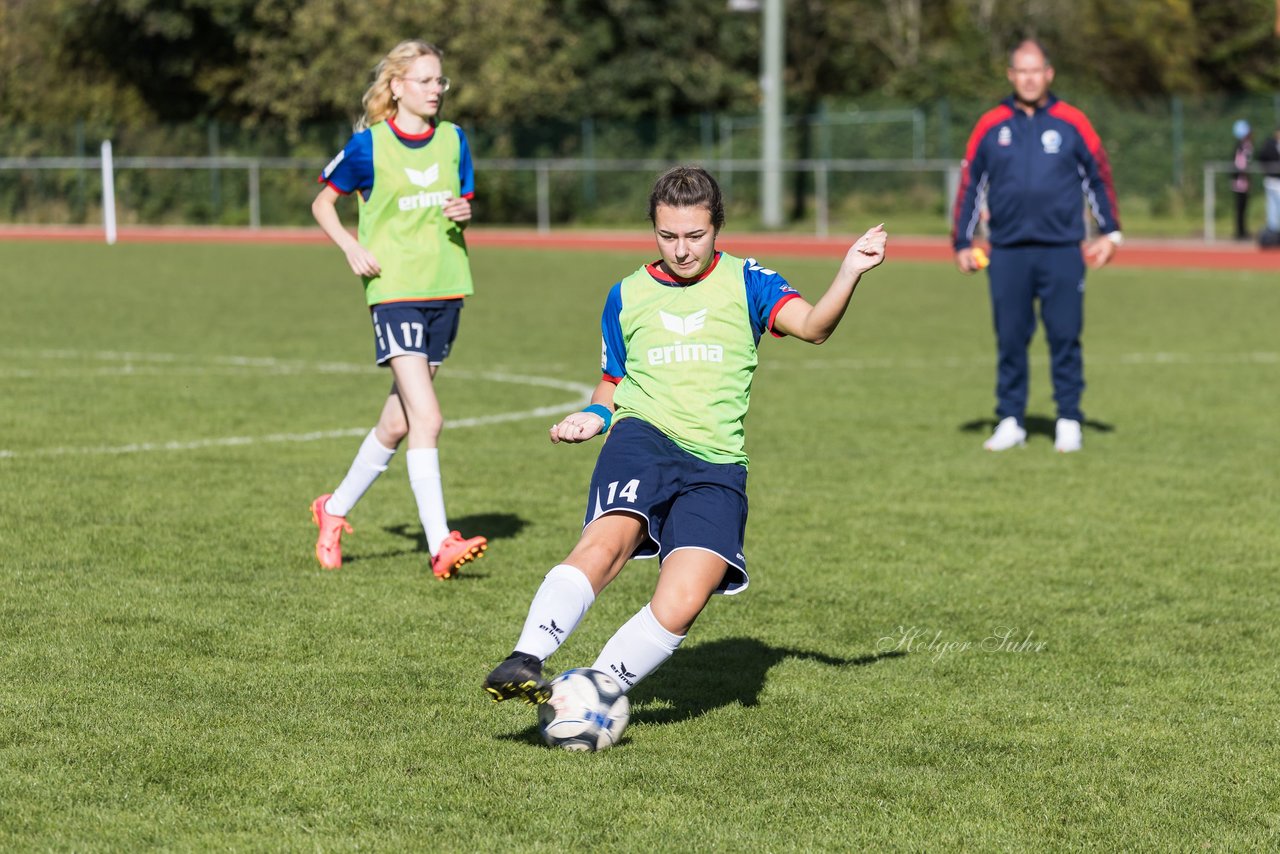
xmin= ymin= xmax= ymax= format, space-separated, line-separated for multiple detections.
xmin=2 ymin=0 xmax=1277 ymax=132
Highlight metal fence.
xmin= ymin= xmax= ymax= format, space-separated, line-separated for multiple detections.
xmin=0 ymin=149 xmax=1254 ymax=241
xmin=0 ymin=150 xmax=963 ymax=234
xmin=2 ymin=90 xmax=1277 ymax=239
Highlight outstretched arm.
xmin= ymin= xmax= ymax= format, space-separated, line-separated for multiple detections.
xmin=772 ymin=224 xmax=888 ymax=344
xmin=550 ymin=380 xmax=618 ymax=444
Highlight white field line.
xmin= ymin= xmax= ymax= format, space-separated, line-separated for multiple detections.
xmin=4 ymin=348 xmax=1277 ymax=377
xmin=1 ymin=349 xmax=1274 ymax=458
xmin=0 ymin=349 xmax=577 ymax=379
xmin=0 ymin=350 xmax=593 ymax=460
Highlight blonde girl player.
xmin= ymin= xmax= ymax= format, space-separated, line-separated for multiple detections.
xmin=309 ymin=39 xmax=486 ymax=579
xmin=483 ymin=166 xmax=887 ymax=704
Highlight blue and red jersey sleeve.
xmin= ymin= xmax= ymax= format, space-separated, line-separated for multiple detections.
xmin=952 ymin=105 xmax=1013 ymax=249
xmin=456 ymin=127 xmax=475 ymax=200
xmin=742 ymin=258 xmax=802 ymax=340
xmin=600 ymin=282 xmax=626 ymax=383
xmin=319 ymin=129 xmax=374 ymax=198
xmin=1048 ymin=101 xmax=1121 ymax=233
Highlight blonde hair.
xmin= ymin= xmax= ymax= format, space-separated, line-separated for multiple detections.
xmin=356 ymin=40 xmax=444 ymax=131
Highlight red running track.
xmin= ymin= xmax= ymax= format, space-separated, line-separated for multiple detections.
xmin=1 ymin=225 xmax=1277 ymax=271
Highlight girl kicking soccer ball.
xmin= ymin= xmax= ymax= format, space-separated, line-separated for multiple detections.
xmin=483 ymin=166 xmax=887 ymax=703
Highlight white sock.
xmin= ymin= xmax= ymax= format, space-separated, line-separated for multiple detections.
xmin=513 ymin=564 xmax=596 ymax=662
xmin=406 ymin=448 xmax=450 ymax=555
xmin=326 ymin=429 xmax=395 ymax=517
xmin=591 ymin=603 xmax=685 ymax=693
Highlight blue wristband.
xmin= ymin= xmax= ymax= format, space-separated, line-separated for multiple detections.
xmin=582 ymin=403 xmax=612 ymax=433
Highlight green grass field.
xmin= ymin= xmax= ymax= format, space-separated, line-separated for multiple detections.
xmin=2 ymin=238 xmax=1278 ymax=850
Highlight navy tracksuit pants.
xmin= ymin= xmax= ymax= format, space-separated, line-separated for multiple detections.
xmin=987 ymin=244 xmax=1086 ymax=424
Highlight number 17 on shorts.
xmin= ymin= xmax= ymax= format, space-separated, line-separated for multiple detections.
xmin=370 ymin=302 xmax=461 ymax=365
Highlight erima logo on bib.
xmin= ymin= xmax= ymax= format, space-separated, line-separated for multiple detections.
xmin=405 ymin=164 xmax=440 ymax=188
xmin=399 ymin=164 xmax=452 ymax=210
xmin=660 ymin=309 xmax=706 ymax=335
xmin=649 ymin=308 xmax=722 ymax=365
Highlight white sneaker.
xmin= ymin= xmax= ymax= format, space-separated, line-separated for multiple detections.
xmin=983 ymin=416 xmax=1027 ymax=451
xmin=1054 ymin=418 xmax=1083 ymax=453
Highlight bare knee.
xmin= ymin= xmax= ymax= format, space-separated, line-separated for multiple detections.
xmin=418 ymin=408 xmax=445 ymax=437
xmin=649 ymin=553 xmax=727 ymax=635
xmin=375 ymin=413 xmax=409 ymax=447
xmin=649 ymin=588 xmax=709 ymax=635
xmin=405 ymin=408 xmax=444 ymax=444
xmin=564 ymin=516 xmax=645 ymax=592
xmin=564 ymin=541 xmax=631 ymax=592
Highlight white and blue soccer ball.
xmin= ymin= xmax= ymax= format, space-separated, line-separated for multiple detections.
xmin=537 ymin=668 xmax=630 ymax=752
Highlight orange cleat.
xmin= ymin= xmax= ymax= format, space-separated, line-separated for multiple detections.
xmin=310 ymin=494 xmax=353 ymax=570
xmin=432 ymin=531 xmax=487 ymax=580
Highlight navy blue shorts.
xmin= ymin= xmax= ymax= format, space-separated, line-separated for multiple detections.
xmin=583 ymin=417 xmax=750 ymax=595
xmin=370 ymin=300 xmax=462 ymax=366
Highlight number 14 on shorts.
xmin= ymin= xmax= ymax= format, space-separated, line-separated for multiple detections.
xmin=605 ymin=479 xmax=640 ymax=505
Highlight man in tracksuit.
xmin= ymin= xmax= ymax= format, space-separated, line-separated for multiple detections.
xmin=952 ymin=39 xmax=1122 ymax=453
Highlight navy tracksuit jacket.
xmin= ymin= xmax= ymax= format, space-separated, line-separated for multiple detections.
xmin=952 ymin=93 xmax=1121 ymax=424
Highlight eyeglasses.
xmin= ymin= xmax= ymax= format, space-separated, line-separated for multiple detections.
xmin=401 ymin=75 xmax=451 ymax=92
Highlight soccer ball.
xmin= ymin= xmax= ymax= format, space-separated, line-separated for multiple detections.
xmin=537 ymin=668 xmax=630 ymax=752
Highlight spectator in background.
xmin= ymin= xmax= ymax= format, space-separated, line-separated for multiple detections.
xmin=951 ymin=39 xmax=1121 ymax=454
xmin=1231 ymin=119 xmax=1253 ymax=240
xmin=1256 ymin=125 xmax=1280 ymax=238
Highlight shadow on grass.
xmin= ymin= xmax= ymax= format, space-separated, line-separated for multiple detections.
xmin=495 ymin=638 xmax=904 ymax=744
xmin=340 ymin=513 xmax=528 ymax=570
xmin=960 ymin=414 xmax=1115 ymax=439
xmin=630 ymin=638 xmax=904 ymax=725
xmin=384 ymin=512 xmax=528 ymax=548
xmin=495 ymin=723 xmax=548 ymax=747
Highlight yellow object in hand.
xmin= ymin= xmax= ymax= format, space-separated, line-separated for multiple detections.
xmin=971 ymin=247 xmax=989 ymax=269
